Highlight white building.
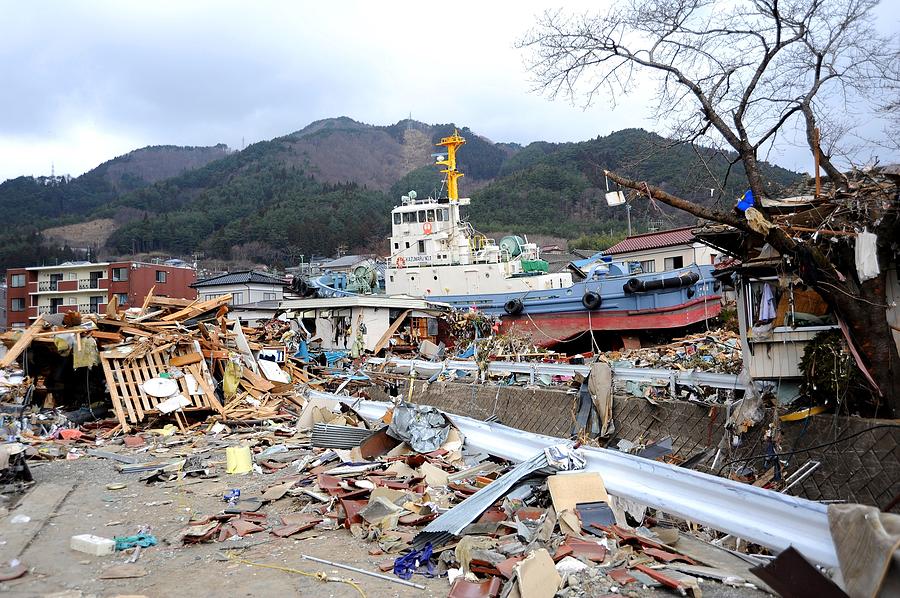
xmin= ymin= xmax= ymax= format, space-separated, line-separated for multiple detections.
xmin=192 ymin=270 xmax=285 ymax=306
xmin=603 ymin=227 xmax=717 ymax=273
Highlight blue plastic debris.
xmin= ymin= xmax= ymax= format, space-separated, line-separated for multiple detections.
xmin=393 ymin=542 xmax=434 ymax=580
xmin=736 ymin=189 xmax=755 ymax=212
xmin=114 ymin=533 xmax=158 ymax=551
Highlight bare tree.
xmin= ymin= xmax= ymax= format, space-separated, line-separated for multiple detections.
xmin=521 ymin=0 xmax=896 ymax=197
xmin=521 ymin=0 xmax=900 ymax=414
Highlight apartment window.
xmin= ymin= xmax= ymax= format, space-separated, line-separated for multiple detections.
xmin=114 ymin=293 xmax=129 ymax=307
xmin=11 ymin=298 xmax=24 ymax=312
xmin=639 ymin=260 xmax=656 ymax=273
xmin=156 ymin=270 xmax=167 ymax=283
xmin=90 ymin=296 xmax=104 ymax=312
xmin=9 ymin=274 xmax=25 ymax=288
xmin=664 ymin=256 xmax=684 ymax=270
xmin=418 ymin=240 xmax=425 ymax=253
xmin=112 ymin=267 xmax=129 ymax=282
xmin=11 ymin=323 xmax=26 ymax=329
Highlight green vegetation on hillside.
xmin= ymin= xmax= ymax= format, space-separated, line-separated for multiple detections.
xmin=0 ymin=121 xmax=804 ymax=271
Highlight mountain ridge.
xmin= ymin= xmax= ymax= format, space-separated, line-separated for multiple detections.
xmin=0 ymin=118 xmax=803 ymax=271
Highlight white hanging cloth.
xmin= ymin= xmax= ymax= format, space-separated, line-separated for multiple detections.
xmin=758 ymin=283 xmax=776 ymax=322
xmin=855 ymin=229 xmax=880 ymax=282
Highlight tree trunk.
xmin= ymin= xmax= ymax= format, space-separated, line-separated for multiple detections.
xmin=739 ymin=148 xmax=768 ymax=202
xmin=603 ymin=169 xmax=900 ymax=416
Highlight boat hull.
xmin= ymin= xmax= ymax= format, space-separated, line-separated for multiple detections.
xmin=427 ymin=265 xmax=722 ymax=347
xmin=498 ymin=295 xmax=721 ymax=346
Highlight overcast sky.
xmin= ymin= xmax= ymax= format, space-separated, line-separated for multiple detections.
xmin=1 ymin=1 xmax=897 ymax=182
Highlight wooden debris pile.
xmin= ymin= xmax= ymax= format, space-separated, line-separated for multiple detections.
xmin=0 ymin=292 xmax=319 ymax=435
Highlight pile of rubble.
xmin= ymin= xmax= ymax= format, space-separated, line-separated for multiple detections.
xmin=607 ymin=330 xmax=742 ymax=375
xmin=41 ymin=398 xmax=777 ymax=597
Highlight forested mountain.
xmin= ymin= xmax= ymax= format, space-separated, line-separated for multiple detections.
xmin=0 ymin=144 xmax=229 ymax=268
xmin=0 ymin=119 xmax=803 ymax=270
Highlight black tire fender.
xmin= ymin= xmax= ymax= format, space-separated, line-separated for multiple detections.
xmin=582 ymin=291 xmax=602 ymax=310
xmin=623 ymin=278 xmax=643 ymax=294
xmin=504 ymin=298 xmax=524 ymax=315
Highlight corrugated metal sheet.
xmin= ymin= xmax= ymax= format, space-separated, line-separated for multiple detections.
xmin=604 ymin=227 xmax=696 ymax=255
xmin=311 ymin=423 xmax=375 ymax=449
xmin=412 ymin=450 xmax=550 ymax=548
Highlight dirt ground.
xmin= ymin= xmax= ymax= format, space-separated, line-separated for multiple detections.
xmin=0 ymin=457 xmax=446 ymax=598
xmin=0 ymin=450 xmax=769 ymax=598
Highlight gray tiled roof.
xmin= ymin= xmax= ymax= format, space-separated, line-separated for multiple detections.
xmin=192 ymin=270 xmax=286 ymax=288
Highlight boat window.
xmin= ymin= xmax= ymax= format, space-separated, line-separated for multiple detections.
xmin=436 ymin=210 xmax=444 ymax=222
xmin=418 ymin=240 xmax=425 ymax=253
xmin=427 ymin=210 xmax=435 ymax=222
xmin=442 ymin=208 xmax=450 ymax=221
xmin=417 ymin=211 xmax=425 ymax=222
xmin=393 ymin=243 xmax=399 ymax=250
xmin=405 ymin=242 xmax=410 ymax=249
xmin=402 ymin=212 xmax=412 ymax=223
xmin=393 ymin=213 xmax=401 ymax=225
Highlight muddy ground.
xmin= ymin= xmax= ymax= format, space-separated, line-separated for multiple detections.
xmin=0 ymin=456 xmax=446 ymax=598
xmin=0 ymin=450 xmax=768 ymax=598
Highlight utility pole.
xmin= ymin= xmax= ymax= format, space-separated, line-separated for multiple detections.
xmin=626 ymin=202 xmax=632 ymax=237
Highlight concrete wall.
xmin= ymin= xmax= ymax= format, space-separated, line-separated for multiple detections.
xmin=392 ymin=380 xmax=900 ymax=509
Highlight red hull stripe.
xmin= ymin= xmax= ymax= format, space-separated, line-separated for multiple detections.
xmin=500 ymin=297 xmax=722 ymax=346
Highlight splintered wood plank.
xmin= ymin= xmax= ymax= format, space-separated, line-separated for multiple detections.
xmin=148 ymin=296 xmax=195 ymax=308
xmin=101 ymin=357 xmax=132 ymax=429
xmin=0 ymin=317 xmax=44 ymax=368
xmin=161 ymin=294 xmax=231 ymax=322
xmin=127 ymin=360 xmax=151 ymax=418
xmin=119 ymin=362 xmax=145 ymax=420
xmin=189 ymin=363 xmax=223 ymax=413
xmin=169 ymin=352 xmax=202 ymax=367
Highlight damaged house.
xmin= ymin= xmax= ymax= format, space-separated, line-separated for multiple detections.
xmin=696 ymin=167 xmax=900 ymax=414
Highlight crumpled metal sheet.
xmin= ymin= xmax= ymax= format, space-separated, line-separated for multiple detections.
xmin=387 ymin=402 xmax=450 ymax=453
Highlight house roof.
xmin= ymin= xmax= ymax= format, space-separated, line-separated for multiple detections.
xmin=192 ymin=270 xmax=286 ymax=288
xmin=603 ymin=227 xmax=696 ymax=255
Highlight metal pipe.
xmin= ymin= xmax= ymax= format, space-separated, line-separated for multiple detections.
xmin=307 ymin=391 xmax=838 ymax=568
xmin=300 ymin=554 xmax=426 ymax=589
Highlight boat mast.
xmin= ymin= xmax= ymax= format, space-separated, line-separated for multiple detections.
xmin=435 ymin=130 xmax=465 ymax=202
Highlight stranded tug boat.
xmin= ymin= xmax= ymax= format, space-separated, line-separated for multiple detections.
xmin=381 ymin=130 xmax=721 ymax=346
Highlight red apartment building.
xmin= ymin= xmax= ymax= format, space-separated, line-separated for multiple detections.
xmin=5 ymin=261 xmax=197 ymax=328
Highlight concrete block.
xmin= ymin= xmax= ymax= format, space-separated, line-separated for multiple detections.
xmin=70 ymin=534 xmax=116 ymax=556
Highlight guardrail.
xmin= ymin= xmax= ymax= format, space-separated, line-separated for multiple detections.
xmin=365 ymin=357 xmax=748 ymax=391
xmin=309 ymin=390 xmax=837 ymax=568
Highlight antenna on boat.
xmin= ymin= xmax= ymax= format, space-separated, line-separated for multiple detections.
xmin=435 ymin=129 xmax=466 ymax=202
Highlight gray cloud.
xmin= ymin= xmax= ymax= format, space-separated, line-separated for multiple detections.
xmin=0 ymin=0 xmax=896 ymax=181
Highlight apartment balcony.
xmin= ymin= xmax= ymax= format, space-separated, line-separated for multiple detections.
xmin=37 ymin=305 xmax=53 ymax=315
xmin=38 ymin=281 xmax=59 ymax=292
xmin=78 ymin=279 xmax=101 ymax=290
